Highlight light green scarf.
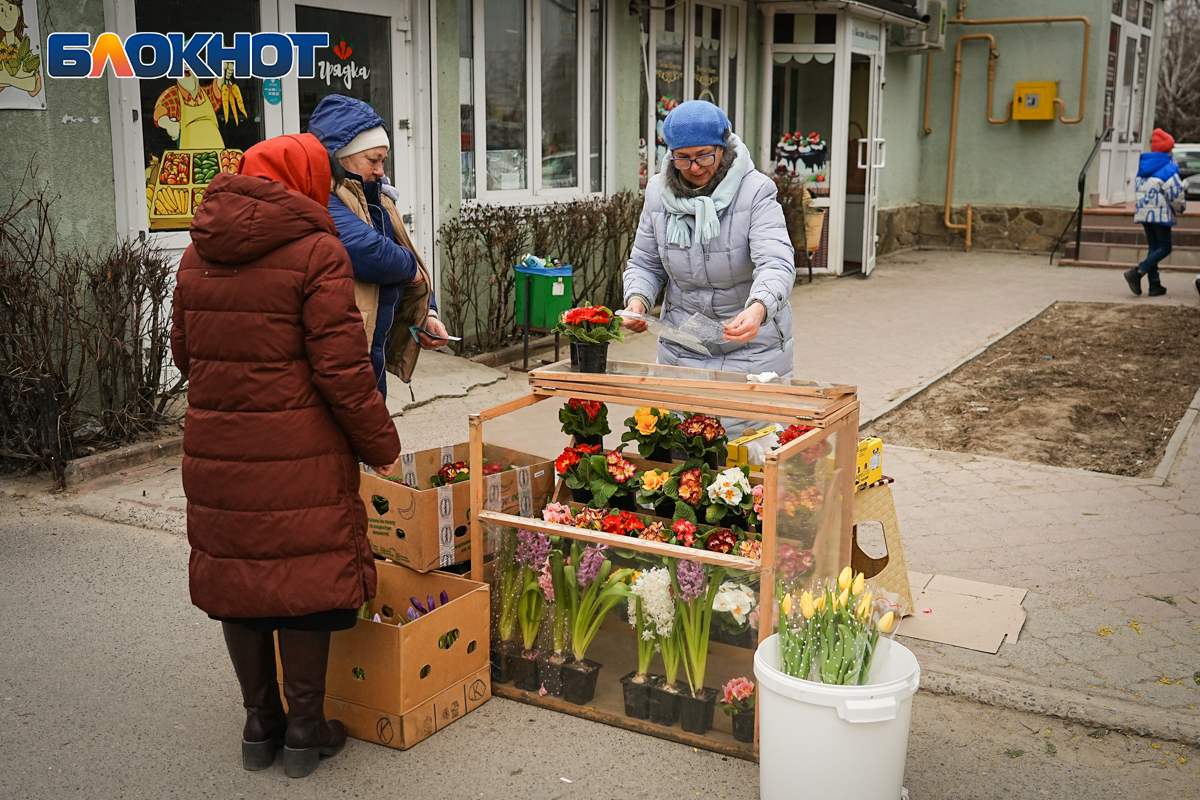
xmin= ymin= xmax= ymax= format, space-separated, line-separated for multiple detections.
xmin=660 ymin=132 xmax=752 ymax=249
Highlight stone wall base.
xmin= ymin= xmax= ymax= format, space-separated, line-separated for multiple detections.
xmin=877 ymin=204 xmax=1075 ymax=256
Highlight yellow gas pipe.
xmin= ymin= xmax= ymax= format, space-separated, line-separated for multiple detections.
xmin=933 ymin=5 xmax=1091 ymax=251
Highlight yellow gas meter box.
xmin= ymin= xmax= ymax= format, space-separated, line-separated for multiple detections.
xmin=856 ymin=437 xmax=883 ymax=491
xmin=1013 ymin=82 xmax=1057 ymax=121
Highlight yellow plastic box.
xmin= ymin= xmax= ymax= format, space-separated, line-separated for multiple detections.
xmin=1012 ymin=82 xmax=1057 ymax=121
xmin=856 ymin=437 xmax=883 ymax=490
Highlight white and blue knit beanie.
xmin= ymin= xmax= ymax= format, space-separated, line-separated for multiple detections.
xmin=661 ymin=101 xmax=730 ymax=150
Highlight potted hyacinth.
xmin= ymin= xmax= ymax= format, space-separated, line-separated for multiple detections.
xmin=560 ymin=398 xmax=610 ymax=448
xmin=673 ymin=559 xmax=726 ymax=735
xmin=720 ymin=676 xmax=757 ymax=743
xmin=622 ymin=406 xmax=679 ymax=462
xmin=556 ymin=442 xmax=601 ymax=503
xmin=554 ymin=304 xmax=625 ymax=373
xmin=561 ymin=542 xmax=633 ymax=704
xmin=539 ymin=539 xmax=573 ymax=696
xmin=510 ymin=529 xmax=551 ymax=692
xmin=492 ymin=529 xmax=522 ymax=683
xmin=673 ymin=413 xmax=727 ymax=468
xmin=622 ymin=567 xmax=672 ymax=720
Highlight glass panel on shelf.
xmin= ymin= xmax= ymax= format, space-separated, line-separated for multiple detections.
xmin=541 ymin=0 xmax=578 ymax=190
xmin=773 ymin=429 xmax=842 ymax=616
xmin=485 ymin=0 xmax=528 ymax=191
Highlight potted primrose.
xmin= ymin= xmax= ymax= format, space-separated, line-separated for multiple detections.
xmin=554 ymin=304 xmax=625 ymax=374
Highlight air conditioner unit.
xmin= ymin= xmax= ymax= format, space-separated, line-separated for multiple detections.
xmin=894 ymin=0 xmax=946 ymax=52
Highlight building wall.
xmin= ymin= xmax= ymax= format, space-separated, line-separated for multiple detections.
xmin=434 ymin=0 xmax=462 ymax=226
xmin=0 ymin=3 xmax=115 ymax=255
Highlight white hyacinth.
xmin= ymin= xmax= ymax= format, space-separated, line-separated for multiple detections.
xmin=630 ymin=567 xmax=675 ymax=639
xmin=707 ymin=467 xmax=752 ymax=506
xmin=712 ymin=581 xmax=758 ymax=625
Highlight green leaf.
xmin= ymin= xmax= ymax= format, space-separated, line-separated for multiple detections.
xmin=591 ymin=482 xmax=618 ymax=506
xmin=673 ymin=502 xmax=697 ymax=524
xmin=705 ymin=504 xmax=723 ymax=524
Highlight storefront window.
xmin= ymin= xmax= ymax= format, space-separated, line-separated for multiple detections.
xmin=541 ymin=0 xmax=578 ymax=189
xmin=638 ymin=1 xmax=743 ymax=182
xmin=770 ymin=55 xmax=835 ymax=197
xmin=460 ymin=0 xmax=476 ymax=200
xmin=295 ymin=6 xmax=393 ymax=179
xmin=466 ymin=0 xmax=606 ymax=199
xmin=694 ymin=5 xmax=721 ymax=104
xmin=136 ymin=1 xmax=265 ymax=231
xmin=774 ymin=14 xmax=837 ymax=46
xmin=1132 ymin=33 xmax=1150 ymax=143
xmin=589 ymin=0 xmax=604 ymax=193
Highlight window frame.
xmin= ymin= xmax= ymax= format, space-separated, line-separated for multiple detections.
xmin=639 ymin=0 xmax=746 ymax=180
xmin=467 ymin=0 xmax=608 ymax=206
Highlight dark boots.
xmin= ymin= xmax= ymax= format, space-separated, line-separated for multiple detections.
xmin=277 ymin=629 xmax=347 ymax=778
xmin=1124 ymin=268 xmax=1143 ymax=296
xmin=221 ymin=623 xmax=287 ymax=770
xmin=1148 ymin=282 xmax=1167 ymax=297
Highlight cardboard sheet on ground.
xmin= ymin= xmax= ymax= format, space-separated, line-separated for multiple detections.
xmin=896 ymin=571 xmax=1027 ymax=654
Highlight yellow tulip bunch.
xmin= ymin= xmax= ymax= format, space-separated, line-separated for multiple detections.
xmin=778 ymin=567 xmax=897 ymax=685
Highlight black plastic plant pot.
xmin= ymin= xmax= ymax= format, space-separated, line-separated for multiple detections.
xmin=731 ymin=710 xmax=755 ymax=743
xmin=539 ymin=655 xmax=571 ymax=697
xmin=610 ymin=493 xmax=638 ymax=512
xmin=705 ymin=450 xmax=723 ymax=470
xmin=648 ymin=680 xmax=682 ymax=726
xmin=509 ymin=651 xmax=541 ymax=692
xmin=653 ymin=499 xmax=675 ymax=520
xmin=569 ymin=342 xmax=579 ymax=367
xmin=646 ymin=446 xmax=673 ymax=464
xmin=490 ymin=641 xmax=516 ymax=684
xmin=573 ymin=434 xmax=604 ymax=449
xmin=574 ymin=342 xmax=609 ymax=374
xmin=560 ymin=659 xmax=602 ymax=704
xmin=679 ymin=688 xmax=718 ymax=735
xmin=620 ymin=672 xmax=651 ymax=720
xmin=569 ymin=486 xmax=594 ymax=504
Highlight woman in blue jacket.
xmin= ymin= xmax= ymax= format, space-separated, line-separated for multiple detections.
xmin=308 ymin=94 xmax=449 ymax=398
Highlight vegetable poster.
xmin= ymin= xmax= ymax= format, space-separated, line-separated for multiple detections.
xmin=0 ymin=0 xmax=46 ymax=110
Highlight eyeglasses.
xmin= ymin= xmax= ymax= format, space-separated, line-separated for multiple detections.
xmin=669 ymin=152 xmax=719 ymax=170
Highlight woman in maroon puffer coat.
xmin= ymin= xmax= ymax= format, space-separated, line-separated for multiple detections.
xmin=170 ymin=132 xmax=400 ymax=778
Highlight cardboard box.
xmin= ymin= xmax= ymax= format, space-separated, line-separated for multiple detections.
xmin=856 ymin=437 xmax=883 ymax=490
xmin=360 ymin=443 xmax=554 ymax=571
xmin=277 ymin=561 xmax=491 ymax=750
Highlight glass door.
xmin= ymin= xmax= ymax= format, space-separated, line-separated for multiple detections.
xmin=1100 ymin=0 xmax=1156 ymax=205
xmin=279 ymin=0 xmax=415 ymax=225
xmin=860 ymin=52 xmax=885 ymax=277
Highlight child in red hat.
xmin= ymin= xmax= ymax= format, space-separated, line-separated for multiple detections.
xmin=1126 ymin=128 xmax=1187 ymax=297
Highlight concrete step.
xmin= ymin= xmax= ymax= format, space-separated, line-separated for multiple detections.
xmin=1082 ymin=209 xmax=1200 ymax=230
xmin=1058 ymin=257 xmax=1200 ymax=272
xmin=1066 ymin=242 xmax=1200 ymax=266
xmin=1074 ymin=226 xmax=1200 ymax=247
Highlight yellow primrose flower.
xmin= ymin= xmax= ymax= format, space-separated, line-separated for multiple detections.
xmin=641 ymin=470 xmax=668 ymax=491
xmin=781 ymin=593 xmax=793 ymax=617
xmin=838 ymin=566 xmax=853 ymax=592
xmin=851 ymin=572 xmax=865 ymax=595
xmin=877 ymin=611 xmax=895 ymax=633
xmin=800 ymin=591 xmax=815 ymax=619
xmin=636 ymin=415 xmax=659 ymax=435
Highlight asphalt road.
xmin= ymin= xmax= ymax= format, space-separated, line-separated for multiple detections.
xmin=1 ymin=493 xmax=1195 ymax=800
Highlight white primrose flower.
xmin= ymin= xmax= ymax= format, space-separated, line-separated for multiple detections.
xmin=707 ymin=468 xmax=751 ymax=505
xmin=712 ymin=582 xmax=758 ymax=625
xmin=630 ymin=567 xmax=675 ymax=639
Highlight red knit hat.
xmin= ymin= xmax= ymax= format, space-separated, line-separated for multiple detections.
xmin=1151 ymin=128 xmax=1175 ymax=153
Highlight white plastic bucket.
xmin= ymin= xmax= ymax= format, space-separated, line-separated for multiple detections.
xmin=754 ymin=634 xmax=920 ymax=800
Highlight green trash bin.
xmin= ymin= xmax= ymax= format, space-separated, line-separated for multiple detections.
xmin=514 ymin=262 xmax=573 ymax=330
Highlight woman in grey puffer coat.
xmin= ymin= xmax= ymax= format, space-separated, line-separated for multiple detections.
xmin=623 ymin=101 xmax=795 ymax=376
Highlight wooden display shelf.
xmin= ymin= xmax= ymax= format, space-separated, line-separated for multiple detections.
xmin=468 ymin=360 xmax=860 ymax=757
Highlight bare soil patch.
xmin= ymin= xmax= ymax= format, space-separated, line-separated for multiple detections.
xmin=864 ymin=302 xmax=1200 ymax=477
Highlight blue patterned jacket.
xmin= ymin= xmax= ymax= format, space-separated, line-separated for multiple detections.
xmin=1134 ymin=152 xmax=1187 ymax=225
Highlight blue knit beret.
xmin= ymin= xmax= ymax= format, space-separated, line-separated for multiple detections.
xmin=662 ymin=101 xmax=731 ymax=151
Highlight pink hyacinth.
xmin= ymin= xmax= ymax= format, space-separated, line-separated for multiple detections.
xmin=538 ymin=559 xmax=555 ymax=601
xmin=516 ymin=529 xmax=551 ymax=568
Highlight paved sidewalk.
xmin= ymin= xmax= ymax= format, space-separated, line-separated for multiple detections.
xmin=55 ymin=250 xmax=1200 ymax=742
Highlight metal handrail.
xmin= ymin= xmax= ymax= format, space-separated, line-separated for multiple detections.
xmin=1051 ymin=126 xmax=1113 ymax=264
